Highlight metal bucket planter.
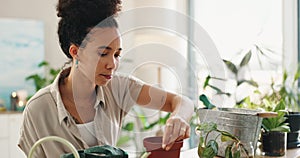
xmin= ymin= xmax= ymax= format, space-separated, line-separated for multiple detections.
xmin=197 ymin=108 xmax=270 ymax=157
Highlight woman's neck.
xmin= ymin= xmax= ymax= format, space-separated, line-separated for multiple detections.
xmin=64 ymin=67 xmax=97 ymax=108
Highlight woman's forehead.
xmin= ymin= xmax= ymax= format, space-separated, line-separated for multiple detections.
xmin=88 ymin=27 xmax=120 ymax=42
xmin=81 ymin=27 xmax=121 ymax=50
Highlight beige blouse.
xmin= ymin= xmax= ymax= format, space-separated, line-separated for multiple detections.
xmin=18 ymin=68 xmax=144 ymax=158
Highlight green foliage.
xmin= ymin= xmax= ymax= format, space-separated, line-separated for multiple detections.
xmin=116 ymin=135 xmax=131 ymax=147
xmin=237 ymin=67 xmax=300 ymax=112
xmin=261 ymin=100 xmax=290 ymax=132
xmin=25 ymin=61 xmax=60 ymax=92
xmin=199 ymin=94 xmax=216 ymax=109
xmin=196 ymin=122 xmax=249 ymax=158
xmin=118 ymin=110 xmax=171 ymax=147
xmin=122 ymin=122 xmax=134 ymax=131
xmin=202 ymin=51 xmax=258 ymax=105
xmin=203 ymin=47 xmax=300 ymax=112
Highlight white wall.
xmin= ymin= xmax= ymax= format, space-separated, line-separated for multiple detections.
xmin=0 ymin=0 xmax=189 ymax=71
xmin=0 ymin=0 xmax=68 ymax=68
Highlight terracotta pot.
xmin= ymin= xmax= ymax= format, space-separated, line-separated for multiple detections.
xmin=143 ymin=136 xmax=183 ymax=158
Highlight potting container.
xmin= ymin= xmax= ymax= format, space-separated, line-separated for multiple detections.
xmin=285 ymin=112 xmax=300 ymax=149
xmin=261 ymin=131 xmax=287 ymax=156
xmin=197 ymin=108 xmax=269 ymax=157
xmin=143 ymin=136 xmax=183 ymax=158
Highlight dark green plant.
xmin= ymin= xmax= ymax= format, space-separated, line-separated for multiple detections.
xmin=261 ymin=100 xmax=290 ymax=133
xmin=196 ymin=122 xmax=249 ymax=158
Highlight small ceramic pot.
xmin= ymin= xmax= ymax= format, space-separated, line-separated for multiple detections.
xmin=143 ymin=136 xmax=183 ymax=158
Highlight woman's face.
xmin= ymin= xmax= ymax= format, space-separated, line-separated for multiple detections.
xmin=77 ymin=27 xmax=122 ymax=86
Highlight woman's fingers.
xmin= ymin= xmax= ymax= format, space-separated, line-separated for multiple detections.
xmin=162 ymin=122 xmax=173 ymax=149
xmin=162 ymin=116 xmax=190 ymax=150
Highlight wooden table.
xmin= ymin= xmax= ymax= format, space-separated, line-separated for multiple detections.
xmin=180 ymin=147 xmax=300 ymax=158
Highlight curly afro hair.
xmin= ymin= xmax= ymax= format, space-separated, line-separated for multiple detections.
xmin=56 ymin=0 xmax=122 ymax=58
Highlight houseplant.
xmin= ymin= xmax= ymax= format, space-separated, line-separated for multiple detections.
xmin=276 ymin=68 xmax=300 ymax=149
xmin=198 ymin=94 xmax=261 ymax=158
xmin=260 ymin=100 xmax=290 ymax=156
xmin=196 ymin=122 xmax=251 ymax=158
xmin=203 ymin=51 xmax=258 ymax=105
xmin=25 ymin=61 xmax=60 ymax=99
xmin=239 ymin=69 xmax=300 ymax=149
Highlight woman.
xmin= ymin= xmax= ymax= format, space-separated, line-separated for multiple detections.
xmin=18 ymin=0 xmax=194 ymax=157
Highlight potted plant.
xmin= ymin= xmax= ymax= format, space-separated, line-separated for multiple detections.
xmin=196 ymin=122 xmax=252 ymax=158
xmin=260 ymin=100 xmax=290 ymax=156
xmin=198 ymin=94 xmax=264 ymax=158
xmin=277 ymin=68 xmax=300 ymax=149
xmin=250 ymin=69 xmax=300 ymax=149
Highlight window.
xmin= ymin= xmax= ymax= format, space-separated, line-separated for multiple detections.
xmin=192 ymin=0 xmax=297 ymax=107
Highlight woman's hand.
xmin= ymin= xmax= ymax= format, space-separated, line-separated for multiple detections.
xmin=162 ymin=116 xmax=190 ymax=151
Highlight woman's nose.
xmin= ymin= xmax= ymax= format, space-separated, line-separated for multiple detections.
xmin=105 ymin=56 xmax=117 ymax=70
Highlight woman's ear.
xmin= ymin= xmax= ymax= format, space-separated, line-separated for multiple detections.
xmin=69 ymin=44 xmax=79 ymax=58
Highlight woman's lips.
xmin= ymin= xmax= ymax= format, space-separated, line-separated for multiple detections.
xmin=101 ymin=74 xmax=112 ymax=79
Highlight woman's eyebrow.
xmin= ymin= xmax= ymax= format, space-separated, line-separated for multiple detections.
xmin=98 ymin=46 xmax=122 ymax=51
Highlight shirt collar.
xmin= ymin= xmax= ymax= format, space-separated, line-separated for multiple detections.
xmin=50 ymin=68 xmax=107 ymax=125
xmin=95 ymin=86 xmax=106 ymax=109
xmin=50 ymin=68 xmax=71 ymax=125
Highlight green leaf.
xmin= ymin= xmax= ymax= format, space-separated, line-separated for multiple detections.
xmin=158 ymin=113 xmax=171 ymax=124
xmin=202 ymin=140 xmax=218 ymax=158
xmin=262 ymin=100 xmax=291 ymax=132
xmin=271 ymin=125 xmax=290 ymax=132
xmin=262 ymin=119 xmax=272 ymax=132
xmin=237 ymin=79 xmax=258 ymax=87
xmin=116 ymin=135 xmax=131 ymax=146
xmin=198 ymin=146 xmax=204 ymax=157
xmin=208 ymin=140 xmax=218 ymax=154
xmin=233 ymin=150 xmax=241 ymax=158
xmin=38 ymin=61 xmax=49 ymax=67
xmin=225 ymin=145 xmax=233 ymax=158
xmin=202 ymin=147 xmax=215 ymax=158
xmin=223 ymin=60 xmax=238 ymax=74
xmin=274 ymin=101 xmax=286 ymax=112
xmin=208 ymin=85 xmax=231 ymax=96
xmin=199 ymin=94 xmax=216 ymax=109
xmin=203 ymin=75 xmax=211 ymax=89
xmin=123 ymin=122 xmax=134 ymax=131
xmin=239 ymin=51 xmax=252 ymax=67
xmin=220 ymin=131 xmax=237 ymax=141
xmin=197 ymin=122 xmax=217 ymax=133
xmin=221 ymin=135 xmax=234 ymax=142
xmin=50 ymin=68 xmax=60 ymax=76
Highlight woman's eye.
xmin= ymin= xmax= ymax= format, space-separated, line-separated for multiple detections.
xmin=115 ymin=54 xmax=121 ymax=58
xmin=98 ymin=52 xmax=107 ymax=57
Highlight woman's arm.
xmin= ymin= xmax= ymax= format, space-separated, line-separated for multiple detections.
xmin=136 ymin=84 xmax=194 ymax=150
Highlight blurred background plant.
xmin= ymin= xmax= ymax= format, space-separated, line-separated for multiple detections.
xmin=202 ymin=45 xmax=300 ymax=112
xmin=25 ymin=61 xmax=60 ymax=99
xmin=117 ymin=107 xmax=171 ymax=156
